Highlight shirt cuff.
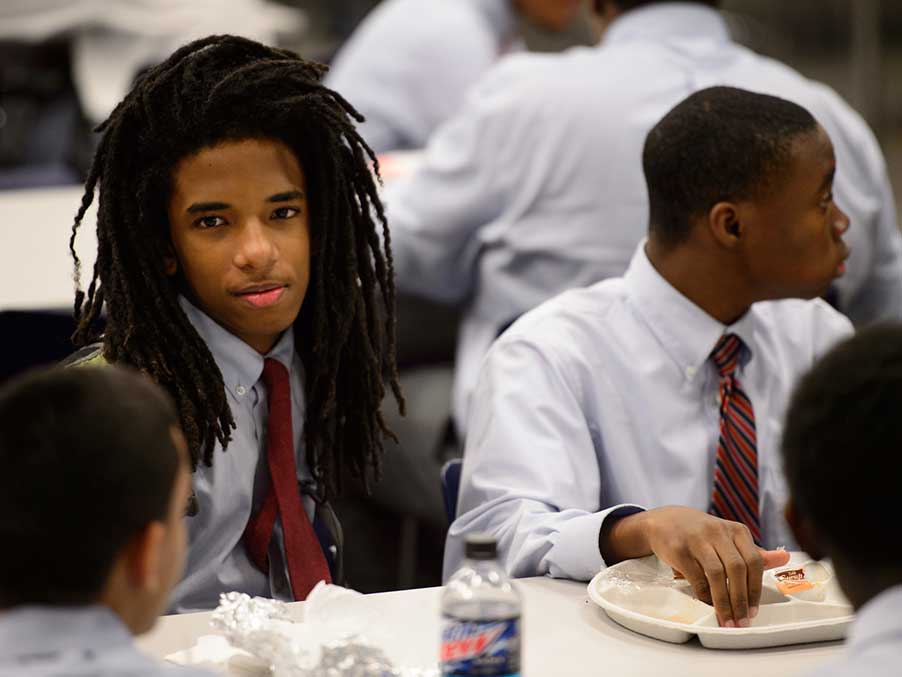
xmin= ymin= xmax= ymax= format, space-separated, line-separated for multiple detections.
xmin=549 ymin=504 xmax=645 ymax=581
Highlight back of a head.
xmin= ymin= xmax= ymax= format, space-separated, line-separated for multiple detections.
xmin=782 ymin=325 xmax=902 ymax=572
xmin=595 ymin=1 xmax=720 ymax=13
xmin=0 ymin=367 xmax=180 ymax=607
xmin=642 ymin=85 xmax=818 ymax=248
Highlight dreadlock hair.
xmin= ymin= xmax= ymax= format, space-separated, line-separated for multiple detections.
xmin=69 ymin=35 xmax=404 ymax=500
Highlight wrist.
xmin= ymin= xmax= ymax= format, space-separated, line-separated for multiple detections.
xmin=599 ymin=509 xmax=651 ymax=565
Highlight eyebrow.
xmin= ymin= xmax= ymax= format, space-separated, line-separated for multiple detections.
xmin=816 ymin=167 xmax=836 ymax=195
xmin=267 ymin=190 xmax=305 ymax=203
xmin=185 ymin=190 xmax=304 ymax=214
xmin=186 ymin=201 xmax=229 ymax=214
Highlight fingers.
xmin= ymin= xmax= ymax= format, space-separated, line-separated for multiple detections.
xmin=673 ymin=555 xmax=712 ymax=606
xmin=732 ymin=526 xmax=764 ymax=622
xmin=695 ymin=546 xmax=736 ymax=627
xmin=760 ymin=548 xmax=791 ymax=570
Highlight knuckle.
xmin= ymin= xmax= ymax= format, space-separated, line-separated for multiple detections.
xmin=706 ymin=565 xmax=726 ymax=583
xmin=725 ymin=555 xmax=747 ymax=576
xmin=748 ymin=550 xmax=764 ymax=570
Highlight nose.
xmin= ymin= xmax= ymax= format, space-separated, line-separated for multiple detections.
xmin=833 ymin=203 xmax=850 ymax=237
xmin=233 ymin=218 xmax=277 ymax=270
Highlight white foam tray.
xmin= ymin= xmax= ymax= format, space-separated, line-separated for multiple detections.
xmin=587 ymin=552 xmax=853 ymax=649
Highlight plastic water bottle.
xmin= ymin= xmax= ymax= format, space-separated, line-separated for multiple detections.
xmin=440 ymin=533 xmax=521 ymax=677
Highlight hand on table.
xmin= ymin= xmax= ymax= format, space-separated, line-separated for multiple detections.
xmin=600 ymin=506 xmax=790 ymax=628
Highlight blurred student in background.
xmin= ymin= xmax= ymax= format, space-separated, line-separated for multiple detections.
xmin=0 ymin=367 xmax=210 ymax=676
xmin=326 ymin=0 xmax=584 ymax=153
xmin=782 ymin=326 xmax=902 ymax=676
xmin=384 ymin=0 xmax=902 ymax=439
xmin=66 ymin=36 xmax=403 ymax=611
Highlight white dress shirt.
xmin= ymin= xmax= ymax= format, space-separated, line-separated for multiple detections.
xmin=325 ymin=0 xmax=518 ymax=153
xmin=0 ymin=605 xmax=211 ymax=676
xmin=444 ymin=243 xmax=854 ymax=581
xmin=809 ymin=586 xmax=902 ymax=677
xmin=170 ymin=297 xmax=318 ymax=612
xmin=383 ymin=2 xmax=902 ymax=437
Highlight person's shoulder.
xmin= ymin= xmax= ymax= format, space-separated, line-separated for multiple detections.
xmin=496 ymin=278 xmax=628 ymax=357
xmin=732 ymin=48 xmax=884 ymax=163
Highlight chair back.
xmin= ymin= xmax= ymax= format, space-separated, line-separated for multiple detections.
xmin=440 ymin=458 xmax=463 ymax=523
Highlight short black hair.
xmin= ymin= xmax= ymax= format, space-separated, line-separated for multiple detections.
xmin=642 ymin=85 xmax=818 ymax=248
xmin=0 ymin=367 xmax=181 ymax=606
xmin=69 ymin=35 xmax=404 ymax=498
xmin=782 ymin=325 xmax=902 ymax=570
xmin=594 ymin=1 xmax=720 ymax=13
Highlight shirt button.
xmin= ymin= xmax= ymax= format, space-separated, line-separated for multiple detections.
xmin=236 ymin=385 xmax=247 ymax=397
xmin=685 ymin=366 xmax=696 ymax=379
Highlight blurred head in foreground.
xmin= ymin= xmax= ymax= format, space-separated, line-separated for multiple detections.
xmin=782 ymin=325 xmax=902 ymax=609
xmin=0 ymin=366 xmax=190 ymax=634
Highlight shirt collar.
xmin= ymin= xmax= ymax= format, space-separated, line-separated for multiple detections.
xmin=604 ymin=2 xmax=730 ymax=47
xmin=471 ymin=0 xmax=519 ymax=42
xmin=0 ymin=605 xmax=132 ymax=657
xmin=624 ymin=241 xmax=756 ymax=382
xmin=846 ymin=585 xmax=902 ymax=652
xmin=179 ymin=295 xmax=297 ymax=397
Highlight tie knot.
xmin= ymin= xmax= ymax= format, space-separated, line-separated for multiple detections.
xmin=710 ymin=333 xmax=743 ymax=378
xmin=262 ymin=357 xmax=289 ymax=392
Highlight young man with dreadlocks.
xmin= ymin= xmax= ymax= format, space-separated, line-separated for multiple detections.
xmin=66 ymin=35 xmax=404 ymax=612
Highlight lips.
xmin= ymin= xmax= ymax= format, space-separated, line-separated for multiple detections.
xmin=233 ymin=283 xmax=287 ymax=308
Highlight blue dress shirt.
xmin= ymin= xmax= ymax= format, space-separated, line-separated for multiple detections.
xmin=0 ymin=605 xmax=211 ymax=675
xmin=326 ymin=0 xmax=518 ymax=153
xmin=169 ymin=297 xmax=317 ymax=612
xmin=384 ymin=2 xmax=902 ymax=438
xmin=809 ymin=586 xmax=902 ymax=677
xmin=444 ymin=243 xmax=854 ymax=581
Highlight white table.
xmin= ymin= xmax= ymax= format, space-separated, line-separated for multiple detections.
xmin=137 ymin=578 xmax=845 ymax=676
xmin=0 ymin=185 xmax=97 ymax=311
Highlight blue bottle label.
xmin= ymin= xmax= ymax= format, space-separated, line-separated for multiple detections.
xmin=441 ymin=615 xmax=521 ymax=677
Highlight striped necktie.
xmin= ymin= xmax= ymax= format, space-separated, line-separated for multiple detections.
xmin=708 ymin=334 xmax=762 ymax=545
xmin=244 ymin=357 xmax=332 ymax=599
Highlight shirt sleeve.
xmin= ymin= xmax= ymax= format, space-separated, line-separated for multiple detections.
xmin=444 ymin=333 xmax=643 ymax=582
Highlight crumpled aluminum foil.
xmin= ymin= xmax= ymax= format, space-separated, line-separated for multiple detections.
xmin=211 ymin=590 xmax=438 ymax=677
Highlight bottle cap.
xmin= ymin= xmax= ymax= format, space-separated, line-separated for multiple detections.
xmin=465 ymin=533 xmax=497 ymax=560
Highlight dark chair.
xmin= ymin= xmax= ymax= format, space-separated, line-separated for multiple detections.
xmin=441 ymin=458 xmax=463 ymax=524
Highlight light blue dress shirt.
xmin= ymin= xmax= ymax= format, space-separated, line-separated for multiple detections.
xmin=384 ymin=2 xmax=902 ymax=437
xmin=809 ymin=585 xmax=902 ymax=677
xmin=0 ymin=605 xmax=211 ymax=676
xmin=444 ymin=243 xmax=854 ymax=581
xmin=325 ymin=0 xmax=518 ymax=153
xmin=169 ymin=297 xmax=317 ymax=612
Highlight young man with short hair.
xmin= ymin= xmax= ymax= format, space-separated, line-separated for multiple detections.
xmin=0 ymin=367 xmax=208 ymax=675
xmin=447 ymin=87 xmax=853 ymax=629
xmin=782 ymin=325 xmax=902 ymax=677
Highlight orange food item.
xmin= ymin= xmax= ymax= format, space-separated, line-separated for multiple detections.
xmin=777 ymin=579 xmax=815 ymax=595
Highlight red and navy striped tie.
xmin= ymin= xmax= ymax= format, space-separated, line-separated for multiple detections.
xmin=708 ymin=334 xmax=761 ymax=545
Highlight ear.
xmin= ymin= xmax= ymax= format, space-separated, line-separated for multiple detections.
xmin=784 ymin=499 xmax=827 ymax=561
xmin=162 ymin=249 xmax=178 ymax=276
xmin=123 ymin=521 xmax=167 ymax=593
xmin=707 ymin=201 xmax=743 ymax=248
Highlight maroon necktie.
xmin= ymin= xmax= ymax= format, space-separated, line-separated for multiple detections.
xmin=244 ymin=358 xmax=332 ymax=599
xmin=708 ymin=334 xmax=762 ymax=545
